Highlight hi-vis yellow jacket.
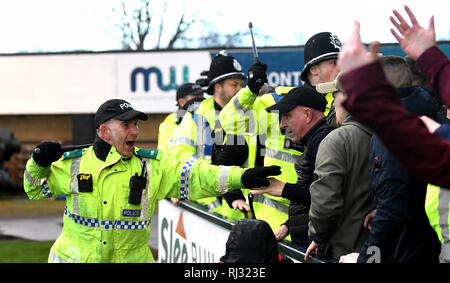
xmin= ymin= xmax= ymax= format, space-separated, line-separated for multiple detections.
xmin=426 ymin=184 xmax=450 ymax=261
xmin=168 ymin=97 xmax=217 ymax=163
xmin=157 ymin=112 xmax=178 ymax=153
xmin=23 ymin=145 xmax=245 ymax=263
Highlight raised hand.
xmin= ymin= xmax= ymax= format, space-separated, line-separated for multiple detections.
xmin=337 ymin=21 xmax=380 ymax=75
xmin=390 ymin=5 xmax=435 ymax=60
xmin=247 ymin=62 xmax=268 ymax=94
xmin=32 ymin=141 xmax=63 ymax=167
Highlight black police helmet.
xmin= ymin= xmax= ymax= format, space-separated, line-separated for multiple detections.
xmin=206 ymin=50 xmax=246 ymax=95
xmin=300 ymin=32 xmax=342 ymax=84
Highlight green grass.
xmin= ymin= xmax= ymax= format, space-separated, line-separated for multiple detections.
xmin=0 ymin=240 xmax=53 ymax=263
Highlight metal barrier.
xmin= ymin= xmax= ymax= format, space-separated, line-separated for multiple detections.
xmin=177 ymin=199 xmax=331 ymax=263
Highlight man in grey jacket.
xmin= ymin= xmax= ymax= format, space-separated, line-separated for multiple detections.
xmin=304 ymin=86 xmax=375 ymax=261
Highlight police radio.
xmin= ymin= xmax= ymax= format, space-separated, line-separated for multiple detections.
xmin=129 ymin=161 xmax=147 ymax=205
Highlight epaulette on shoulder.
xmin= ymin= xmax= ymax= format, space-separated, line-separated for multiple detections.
xmin=63 ymin=149 xmax=83 ymax=160
xmin=136 ymin=148 xmax=160 ymax=160
xmin=275 ymin=86 xmax=295 ymax=95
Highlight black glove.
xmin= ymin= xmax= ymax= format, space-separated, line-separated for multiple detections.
xmin=32 ymin=141 xmax=63 ymax=167
xmin=241 ymin=165 xmax=281 ymax=189
xmin=247 ymin=62 xmax=268 ymax=94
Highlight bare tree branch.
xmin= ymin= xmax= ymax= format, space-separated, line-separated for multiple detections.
xmin=112 ymin=0 xmax=249 ymax=50
xmin=155 ymin=1 xmax=167 ymax=49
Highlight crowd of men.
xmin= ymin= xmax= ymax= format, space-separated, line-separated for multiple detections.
xmin=158 ymin=5 xmax=449 ymax=263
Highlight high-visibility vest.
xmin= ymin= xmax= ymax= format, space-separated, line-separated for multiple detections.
xmin=324 ymin=92 xmax=334 ymax=116
xmin=426 ymin=184 xmax=450 ymax=261
xmin=157 ymin=112 xmax=178 ymax=152
xmin=252 ymin=89 xmax=302 ymax=240
xmin=169 ymin=97 xmax=216 ymax=162
xmin=23 ymin=146 xmax=245 ymax=262
xmin=168 ymin=97 xmax=246 ymax=220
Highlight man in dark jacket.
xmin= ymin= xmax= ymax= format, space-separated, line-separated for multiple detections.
xmin=253 ymin=86 xmax=331 ymax=247
xmin=340 ymin=56 xmax=441 ymax=263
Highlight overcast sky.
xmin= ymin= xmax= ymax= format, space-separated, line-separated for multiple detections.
xmin=0 ymin=0 xmax=448 ymax=53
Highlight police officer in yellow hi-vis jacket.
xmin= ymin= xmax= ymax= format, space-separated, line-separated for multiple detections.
xmin=157 ymin=83 xmax=205 ymax=153
xmin=168 ymin=51 xmax=251 ymax=220
xmin=23 ymin=99 xmax=281 ymax=263
xmin=219 ymin=71 xmax=300 ymax=241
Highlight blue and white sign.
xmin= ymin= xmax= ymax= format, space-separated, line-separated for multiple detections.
xmin=117 ymin=51 xmax=211 ymax=113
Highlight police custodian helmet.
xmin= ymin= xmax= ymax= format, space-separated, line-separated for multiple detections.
xmin=300 ymin=32 xmax=342 ymax=84
xmin=206 ymin=50 xmax=246 ymax=95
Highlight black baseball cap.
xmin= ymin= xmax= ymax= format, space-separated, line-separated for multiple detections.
xmin=95 ymin=99 xmax=148 ymax=128
xmin=176 ymin=83 xmax=204 ymax=100
xmin=265 ymin=86 xmax=327 ymax=113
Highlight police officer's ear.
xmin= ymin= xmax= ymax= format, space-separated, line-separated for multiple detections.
xmin=309 ymin=64 xmax=320 ymax=77
xmin=98 ymin=123 xmax=112 ymax=141
xmin=214 ymin=81 xmax=223 ymax=94
xmin=177 ymin=98 xmax=186 ymax=109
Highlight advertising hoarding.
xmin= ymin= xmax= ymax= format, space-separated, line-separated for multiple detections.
xmin=158 ymin=199 xmax=230 ymax=263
